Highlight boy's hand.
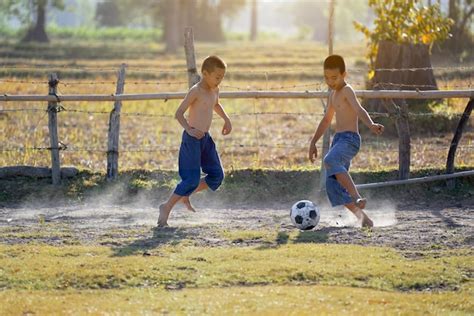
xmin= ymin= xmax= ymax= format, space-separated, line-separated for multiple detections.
xmin=308 ymin=142 xmax=318 ymax=163
xmin=187 ymin=127 xmax=205 ymax=139
xmin=370 ymin=123 xmax=384 ymax=136
xmin=222 ymin=119 xmax=232 ymax=135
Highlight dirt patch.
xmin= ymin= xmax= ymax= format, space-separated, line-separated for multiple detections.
xmin=1 ymin=196 xmax=472 ymax=255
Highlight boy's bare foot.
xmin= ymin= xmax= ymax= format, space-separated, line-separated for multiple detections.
xmin=181 ymin=196 xmax=196 ymax=212
xmin=355 ymin=197 xmax=367 ymax=209
xmin=353 ymin=207 xmax=373 ymax=228
xmin=157 ymin=204 xmax=171 ymax=227
xmin=361 ymin=215 xmax=374 ymax=228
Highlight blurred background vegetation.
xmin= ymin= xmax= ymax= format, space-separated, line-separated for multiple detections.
xmin=0 ymin=0 xmax=471 ymax=59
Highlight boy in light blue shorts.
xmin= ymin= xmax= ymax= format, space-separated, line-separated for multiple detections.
xmin=308 ymin=55 xmax=384 ymax=227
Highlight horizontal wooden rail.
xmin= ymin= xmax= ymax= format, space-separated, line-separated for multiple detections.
xmin=356 ymin=170 xmax=474 ymax=189
xmin=1 ymin=90 xmax=473 ymax=102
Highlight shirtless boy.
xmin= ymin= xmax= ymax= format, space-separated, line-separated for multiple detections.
xmin=158 ymin=55 xmax=232 ymax=227
xmin=308 ymin=55 xmax=384 ymax=227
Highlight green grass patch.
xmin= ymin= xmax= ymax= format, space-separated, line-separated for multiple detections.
xmin=0 ymin=244 xmax=471 ymax=292
xmin=1 ymin=284 xmax=472 ymax=315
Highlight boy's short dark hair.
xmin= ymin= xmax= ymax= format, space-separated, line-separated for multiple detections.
xmin=324 ymin=55 xmax=346 ymax=74
xmin=201 ymin=55 xmax=227 ymax=73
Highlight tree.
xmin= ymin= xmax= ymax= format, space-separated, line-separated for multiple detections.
xmin=250 ymin=0 xmax=258 ymax=41
xmin=291 ymin=0 xmax=368 ymax=42
xmin=108 ymin=0 xmax=245 ymax=52
xmin=95 ymin=1 xmax=123 ymax=27
xmin=353 ymin=0 xmax=453 ymax=93
xmin=0 ymin=0 xmax=65 ymax=43
xmin=445 ymin=0 xmax=473 ymax=56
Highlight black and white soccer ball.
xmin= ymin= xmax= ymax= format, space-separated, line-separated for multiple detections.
xmin=290 ymin=200 xmax=320 ymax=230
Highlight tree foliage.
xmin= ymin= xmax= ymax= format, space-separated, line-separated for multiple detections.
xmin=0 ymin=0 xmax=64 ymax=26
xmin=354 ymin=0 xmax=453 ymax=67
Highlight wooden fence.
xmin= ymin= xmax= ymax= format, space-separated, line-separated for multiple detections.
xmin=1 ymin=28 xmax=473 ymax=187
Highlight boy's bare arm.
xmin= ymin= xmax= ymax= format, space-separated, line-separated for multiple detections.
xmin=311 ymin=100 xmax=335 ymax=145
xmin=343 ymin=86 xmax=384 ymax=135
xmin=309 ymin=98 xmax=335 ymax=162
xmin=175 ymin=87 xmax=204 ymax=138
xmin=214 ymin=101 xmax=232 ymax=135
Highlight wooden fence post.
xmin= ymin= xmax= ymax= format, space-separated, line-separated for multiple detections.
xmin=446 ymin=98 xmax=473 ymax=188
xmin=320 ymin=0 xmax=335 ymax=191
xmin=319 ymin=97 xmax=331 ymax=192
xmin=184 ymin=27 xmax=200 ymax=88
xmin=47 ymin=73 xmax=61 ymax=185
xmin=384 ymin=98 xmax=411 ymax=180
xmin=397 ymin=99 xmax=411 ymax=180
xmin=106 ymin=63 xmax=127 ymax=180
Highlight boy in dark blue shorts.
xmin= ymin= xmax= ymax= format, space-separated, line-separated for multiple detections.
xmin=308 ymin=55 xmax=384 ymax=227
xmin=158 ymin=56 xmax=232 ymax=227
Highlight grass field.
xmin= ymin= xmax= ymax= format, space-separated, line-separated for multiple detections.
xmin=1 ymin=38 xmax=473 ymax=315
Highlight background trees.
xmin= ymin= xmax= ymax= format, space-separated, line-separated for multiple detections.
xmin=0 ymin=0 xmax=65 ymax=42
xmin=354 ymin=0 xmax=453 ymax=94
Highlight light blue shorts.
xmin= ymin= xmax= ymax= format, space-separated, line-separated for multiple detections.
xmin=323 ymin=131 xmax=361 ymax=207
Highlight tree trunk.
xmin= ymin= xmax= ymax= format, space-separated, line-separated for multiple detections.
xmin=22 ymin=0 xmax=49 ymax=43
xmin=195 ymin=1 xmax=224 ymax=42
xmin=250 ymin=0 xmax=257 ymax=41
xmin=164 ymin=0 xmax=179 ymax=54
xmin=366 ymin=41 xmax=438 ymax=112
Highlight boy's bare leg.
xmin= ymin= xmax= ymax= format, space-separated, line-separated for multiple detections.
xmin=158 ymin=193 xmax=182 ymax=227
xmin=345 ymin=202 xmax=373 ymax=228
xmin=334 ymin=171 xmax=366 ymax=209
xmin=181 ymin=179 xmax=209 ymax=212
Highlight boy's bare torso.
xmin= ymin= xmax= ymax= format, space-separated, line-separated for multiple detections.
xmin=331 ymin=86 xmax=359 ymax=133
xmin=187 ymin=84 xmax=218 ymax=133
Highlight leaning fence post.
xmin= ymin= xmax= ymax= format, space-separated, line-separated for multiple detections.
xmin=184 ymin=27 xmax=201 ymax=88
xmin=106 ymin=63 xmax=127 ymax=180
xmin=47 ymin=73 xmax=61 ymax=185
xmin=446 ymin=98 xmax=473 ymax=188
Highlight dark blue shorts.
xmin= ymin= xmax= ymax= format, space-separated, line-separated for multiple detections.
xmin=323 ymin=131 xmax=361 ymax=207
xmin=174 ymin=131 xmax=224 ymax=196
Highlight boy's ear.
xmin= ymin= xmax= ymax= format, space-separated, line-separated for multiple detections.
xmin=342 ymin=71 xmax=347 ymax=78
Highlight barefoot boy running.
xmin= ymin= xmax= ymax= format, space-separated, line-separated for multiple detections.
xmin=158 ymin=55 xmax=232 ymax=227
xmin=308 ymin=55 xmax=384 ymax=228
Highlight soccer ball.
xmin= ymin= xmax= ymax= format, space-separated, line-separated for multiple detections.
xmin=290 ymin=200 xmax=320 ymax=230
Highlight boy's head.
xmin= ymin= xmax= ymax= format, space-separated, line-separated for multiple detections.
xmin=201 ymin=55 xmax=226 ymax=88
xmin=323 ymin=55 xmax=346 ymax=90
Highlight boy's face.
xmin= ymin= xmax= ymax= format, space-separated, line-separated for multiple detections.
xmin=203 ymin=67 xmax=226 ymax=88
xmin=324 ymin=68 xmax=346 ymax=90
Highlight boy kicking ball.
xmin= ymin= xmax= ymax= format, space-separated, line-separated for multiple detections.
xmin=309 ymin=55 xmax=384 ymax=228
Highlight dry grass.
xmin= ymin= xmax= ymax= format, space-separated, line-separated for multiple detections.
xmin=1 ymin=41 xmax=473 ymax=171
